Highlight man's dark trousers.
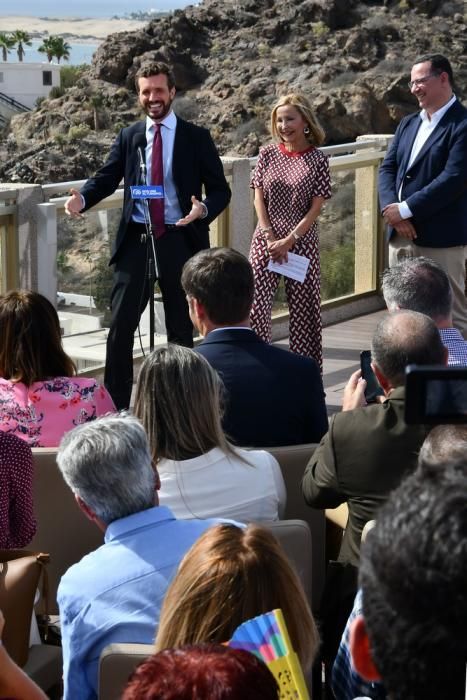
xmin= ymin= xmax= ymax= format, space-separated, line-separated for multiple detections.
xmin=104 ymin=222 xmax=194 ymax=410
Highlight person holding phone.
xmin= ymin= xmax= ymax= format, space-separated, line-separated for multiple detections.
xmin=360 ymin=350 xmax=385 ymax=403
xmin=302 ymin=311 xmax=447 ymax=566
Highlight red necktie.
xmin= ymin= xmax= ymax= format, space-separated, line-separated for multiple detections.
xmin=150 ymin=123 xmax=165 ymax=239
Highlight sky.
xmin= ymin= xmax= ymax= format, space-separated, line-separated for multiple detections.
xmin=0 ymin=1 xmax=190 ymax=17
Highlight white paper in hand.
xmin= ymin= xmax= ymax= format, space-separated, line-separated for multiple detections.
xmin=267 ymin=252 xmax=310 ymax=283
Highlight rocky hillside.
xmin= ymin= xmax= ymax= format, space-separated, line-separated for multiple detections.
xmin=1 ymin=0 xmax=466 ymax=184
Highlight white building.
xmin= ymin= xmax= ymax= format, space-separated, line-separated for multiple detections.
xmin=0 ymin=62 xmax=60 ymax=115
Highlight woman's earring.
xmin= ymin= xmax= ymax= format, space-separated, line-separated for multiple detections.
xmin=304 ymin=126 xmax=310 ymax=135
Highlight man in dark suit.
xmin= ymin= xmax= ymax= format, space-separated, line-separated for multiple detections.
xmin=302 ymin=310 xmax=447 ymax=566
xmin=65 ymin=62 xmax=231 ymax=409
xmin=378 ymin=53 xmax=467 ymax=338
xmin=181 ymin=247 xmax=328 ymax=447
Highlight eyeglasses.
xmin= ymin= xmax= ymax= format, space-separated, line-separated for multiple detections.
xmin=408 ymin=72 xmax=440 ymax=89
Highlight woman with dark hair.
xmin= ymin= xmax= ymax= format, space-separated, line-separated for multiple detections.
xmin=122 ymin=644 xmax=279 ymax=700
xmin=134 ymin=345 xmax=285 ymax=522
xmin=249 ymin=92 xmax=331 ymax=369
xmin=154 ymin=524 xmax=319 ymax=673
xmin=0 ymin=290 xmax=115 ymax=446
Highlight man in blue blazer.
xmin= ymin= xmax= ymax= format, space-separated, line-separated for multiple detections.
xmin=181 ymin=247 xmax=328 ymax=447
xmin=378 ymin=53 xmax=467 ymax=337
xmin=65 ymin=63 xmax=231 ymax=409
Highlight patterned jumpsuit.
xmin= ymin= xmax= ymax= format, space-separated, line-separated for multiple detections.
xmin=249 ymin=143 xmax=332 ymax=369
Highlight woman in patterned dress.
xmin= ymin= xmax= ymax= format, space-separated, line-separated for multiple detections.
xmin=249 ymin=93 xmax=331 ymax=369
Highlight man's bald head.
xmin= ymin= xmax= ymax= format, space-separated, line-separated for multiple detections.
xmin=371 ymin=311 xmax=447 ymax=387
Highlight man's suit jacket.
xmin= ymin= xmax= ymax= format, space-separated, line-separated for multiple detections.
xmin=301 ymin=387 xmax=429 ymax=566
xmin=378 ymin=99 xmax=467 ymax=247
xmin=196 ymin=328 xmax=328 ymax=448
xmin=80 ymin=117 xmax=231 ymax=263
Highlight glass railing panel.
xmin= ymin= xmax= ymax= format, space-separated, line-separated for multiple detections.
xmin=320 ymin=168 xmax=356 ymax=301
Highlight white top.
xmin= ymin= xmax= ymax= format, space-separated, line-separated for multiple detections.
xmin=158 ymin=446 xmax=286 ymax=522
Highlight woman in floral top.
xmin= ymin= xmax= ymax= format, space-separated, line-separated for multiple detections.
xmin=0 ymin=290 xmax=115 ymax=447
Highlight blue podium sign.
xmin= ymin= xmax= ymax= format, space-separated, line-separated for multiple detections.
xmin=130 ymin=185 xmax=164 ymax=199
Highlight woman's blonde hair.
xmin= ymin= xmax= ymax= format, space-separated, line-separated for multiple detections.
xmin=271 ymin=93 xmax=325 ymax=146
xmin=134 ymin=345 xmax=238 ymax=463
xmin=154 ymin=524 xmax=320 ymax=671
xmin=0 ymin=290 xmax=76 ymax=385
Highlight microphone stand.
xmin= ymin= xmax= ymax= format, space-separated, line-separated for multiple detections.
xmin=138 ymin=147 xmax=159 ymax=353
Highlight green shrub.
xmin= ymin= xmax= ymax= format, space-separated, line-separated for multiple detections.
xmin=49 ymin=86 xmax=64 ymax=99
xmin=320 ymin=241 xmax=355 ymax=301
xmin=311 ymin=21 xmax=330 ymax=37
xmin=60 ymin=64 xmax=87 ymax=89
xmin=67 ymin=124 xmax=91 ymax=141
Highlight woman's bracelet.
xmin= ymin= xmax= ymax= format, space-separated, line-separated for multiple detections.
xmin=259 ymin=225 xmax=273 ymax=236
xmin=291 ymin=231 xmax=302 ymax=242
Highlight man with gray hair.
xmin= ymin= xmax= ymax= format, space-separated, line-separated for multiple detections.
xmin=302 ymin=310 xmax=447 ymax=566
xmin=57 ymin=413 xmax=224 ymax=700
xmin=382 ymin=256 xmax=467 ymax=365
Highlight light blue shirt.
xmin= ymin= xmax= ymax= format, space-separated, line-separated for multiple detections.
xmin=133 ymin=111 xmax=183 ymax=225
xmin=58 ymin=505 xmax=224 ymax=700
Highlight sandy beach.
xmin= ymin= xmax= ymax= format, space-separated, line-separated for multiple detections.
xmin=0 ymin=16 xmax=148 ymax=42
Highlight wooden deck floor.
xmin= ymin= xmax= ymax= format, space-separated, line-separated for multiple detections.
xmin=275 ymin=309 xmax=387 ymax=416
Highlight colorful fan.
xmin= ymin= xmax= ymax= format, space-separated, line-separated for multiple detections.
xmin=228 ymin=608 xmax=310 ymax=699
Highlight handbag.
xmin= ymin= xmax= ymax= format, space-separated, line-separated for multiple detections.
xmin=0 ymin=549 xmax=50 ymax=667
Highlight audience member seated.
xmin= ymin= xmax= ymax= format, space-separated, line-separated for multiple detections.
xmin=154 ymin=523 xmax=319 ymax=673
xmin=122 ymin=644 xmax=279 ymax=700
xmin=419 ymin=423 xmax=467 ymax=463
xmin=134 ymin=345 xmax=286 ymax=522
xmin=0 ymin=432 xmax=36 ymax=548
xmin=302 ymin=310 xmax=447 ymax=566
xmin=56 ymin=414 xmax=227 ymax=700
xmin=181 ymin=247 xmax=328 ymax=447
xmin=382 ymin=256 xmax=467 ymax=365
xmin=332 ymin=423 xmax=467 ymax=700
xmin=0 ymin=290 xmax=115 ymax=446
xmin=350 ymin=459 xmax=467 ymax=700
xmin=0 ymin=610 xmax=46 ymax=700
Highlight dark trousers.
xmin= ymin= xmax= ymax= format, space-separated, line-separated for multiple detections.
xmin=104 ymin=223 xmax=194 ymax=409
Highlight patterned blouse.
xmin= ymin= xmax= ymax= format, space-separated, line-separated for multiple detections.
xmin=0 ymin=432 xmax=37 ymax=548
xmin=0 ymin=377 xmax=116 ymax=447
xmin=250 ymin=142 xmax=332 ymax=238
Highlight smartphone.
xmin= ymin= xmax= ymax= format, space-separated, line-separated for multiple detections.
xmin=360 ymin=350 xmax=384 ymax=403
xmin=405 ymin=365 xmax=467 ymax=424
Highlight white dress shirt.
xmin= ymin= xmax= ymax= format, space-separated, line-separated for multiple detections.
xmin=398 ymin=94 xmax=457 ymax=219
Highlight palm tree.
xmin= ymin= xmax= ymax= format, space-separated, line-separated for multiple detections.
xmin=0 ymin=33 xmax=15 ymax=62
xmin=51 ymin=37 xmax=71 ymax=64
xmin=38 ymin=37 xmax=55 ymax=63
xmin=12 ymin=30 xmax=32 ymax=62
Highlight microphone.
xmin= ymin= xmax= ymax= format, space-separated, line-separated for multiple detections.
xmin=132 ymin=133 xmax=147 ymax=184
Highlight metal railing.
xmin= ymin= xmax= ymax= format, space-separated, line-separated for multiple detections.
xmin=0 ymin=90 xmax=30 ymax=113
xmin=0 ymin=135 xmax=393 ymax=367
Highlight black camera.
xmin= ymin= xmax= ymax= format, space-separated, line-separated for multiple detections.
xmin=405 ymin=365 xmax=467 ymax=424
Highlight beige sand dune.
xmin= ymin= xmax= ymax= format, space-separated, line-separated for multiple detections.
xmin=0 ymin=16 xmax=148 ymax=42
